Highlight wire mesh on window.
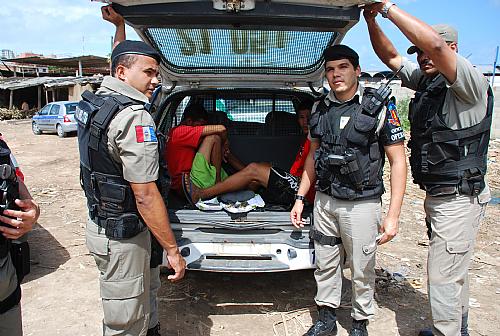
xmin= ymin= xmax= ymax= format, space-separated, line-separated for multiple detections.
xmin=146 ymin=28 xmax=336 ymax=75
xmin=172 ymin=94 xmax=304 ymax=136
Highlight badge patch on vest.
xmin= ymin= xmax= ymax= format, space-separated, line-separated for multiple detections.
xmin=135 ymin=126 xmax=157 ymax=143
xmin=387 ymin=103 xmax=401 ymax=127
xmin=339 ymin=116 xmax=350 ymax=129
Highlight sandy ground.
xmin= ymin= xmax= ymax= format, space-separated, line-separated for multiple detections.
xmin=1 ymin=119 xmax=499 ymax=336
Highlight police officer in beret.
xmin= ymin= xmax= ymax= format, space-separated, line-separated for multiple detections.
xmin=0 ymin=135 xmax=40 ymax=336
xmin=77 ymin=35 xmax=186 ymax=335
xmin=291 ymin=45 xmax=407 ymax=336
xmin=364 ymin=3 xmax=493 ymax=336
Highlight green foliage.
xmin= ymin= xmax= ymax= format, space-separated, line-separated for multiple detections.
xmin=396 ymin=96 xmax=411 ymax=131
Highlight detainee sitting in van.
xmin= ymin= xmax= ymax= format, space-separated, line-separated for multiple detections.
xmin=173 ymin=101 xmax=315 ymax=209
xmin=166 ymin=103 xmax=246 ymax=199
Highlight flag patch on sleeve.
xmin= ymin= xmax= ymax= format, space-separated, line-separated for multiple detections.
xmin=135 ymin=126 xmax=158 ymax=143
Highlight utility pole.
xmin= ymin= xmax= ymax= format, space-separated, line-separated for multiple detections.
xmin=492 ymin=46 xmax=499 ymax=87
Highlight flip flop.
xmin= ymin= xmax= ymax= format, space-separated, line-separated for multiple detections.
xmin=181 ymin=172 xmax=198 ymax=209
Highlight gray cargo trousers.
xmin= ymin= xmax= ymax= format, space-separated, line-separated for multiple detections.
xmin=313 ymin=191 xmax=380 ymax=320
xmin=0 ymin=254 xmax=22 ymax=336
xmin=425 ymin=193 xmax=487 ymax=336
xmin=86 ymin=219 xmax=151 ymax=336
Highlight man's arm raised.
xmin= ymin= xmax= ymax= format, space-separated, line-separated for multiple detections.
xmin=363 ymin=6 xmax=402 ymax=72
xmin=102 ymin=5 xmax=126 ymax=48
xmin=366 ymin=1 xmax=457 ymax=83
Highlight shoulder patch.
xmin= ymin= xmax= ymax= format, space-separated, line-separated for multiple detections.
xmin=135 ymin=126 xmax=158 ymax=143
xmin=387 ymin=102 xmax=401 ymax=127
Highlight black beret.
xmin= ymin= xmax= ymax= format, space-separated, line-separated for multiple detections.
xmin=323 ymin=45 xmax=359 ymax=63
xmin=111 ymin=40 xmax=162 ymax=64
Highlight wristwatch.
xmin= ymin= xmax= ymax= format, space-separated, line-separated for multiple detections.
xmin=295 ymin=194 xmax=305 ymax=201
xmin=381 ymin=1 xmax=395 ymax=18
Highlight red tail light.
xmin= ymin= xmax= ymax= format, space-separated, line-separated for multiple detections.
xmin=63 ymin=115 xmax=71 ymax=123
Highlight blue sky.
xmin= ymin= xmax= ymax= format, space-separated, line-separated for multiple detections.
xmin=1 ymin=0 xmax=499 ymax=71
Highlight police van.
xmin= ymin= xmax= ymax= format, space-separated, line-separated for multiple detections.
xmin=108 ymin=0 xmax=375 ymax=272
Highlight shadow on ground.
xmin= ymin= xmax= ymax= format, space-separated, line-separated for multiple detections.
xmin=22 ymin=223 xmax=70 ymax=283
xmin=156 ymin=267 xmax=430 ymax=336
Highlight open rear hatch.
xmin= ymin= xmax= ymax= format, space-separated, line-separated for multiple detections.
xmin=109 ymin=0 xmax=376 ymax=88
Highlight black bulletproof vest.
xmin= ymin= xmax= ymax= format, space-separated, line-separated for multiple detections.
xmin=0 ymin=138 xmax=16 ymax=255
xmin=310 ymin=88 xmax=386 ymax=200
xmin=408 ymin=75 xmax=494 ymax=196
xmin=76 ymin=90 xmax=146 ymax=238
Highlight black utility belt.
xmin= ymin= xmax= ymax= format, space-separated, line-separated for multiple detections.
xmin=93 ymin=213 xmax=146 ymax=239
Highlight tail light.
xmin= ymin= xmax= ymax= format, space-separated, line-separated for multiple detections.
xmin=63 ymin=115 xmax=71 ymax=123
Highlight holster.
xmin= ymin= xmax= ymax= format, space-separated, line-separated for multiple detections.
xmin=10 ymin=241 xmax=30 ymax=283
xmin=150 ymin=234 xmax=164 ymax=268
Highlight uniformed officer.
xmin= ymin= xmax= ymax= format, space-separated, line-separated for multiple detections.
xmin=77 ymin=40 xmax=186 ymax=336
xmin=0 ymin=136 xmax=40 ymax=336
xmin=364 ymin=3 xmax=493 ymax=336
xmin=291 ymin=45 xmax=407 ymax=336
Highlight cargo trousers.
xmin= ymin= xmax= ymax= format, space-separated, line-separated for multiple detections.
xmin=86 ymin=219 xmax=151 ymax=336
xmin=313 ymin=191 xmax=380 ymax=320
xmin=425 ymin=193 xmax=487 ymax=336
xmin=0 ymin=254 xmax=22 ymax=336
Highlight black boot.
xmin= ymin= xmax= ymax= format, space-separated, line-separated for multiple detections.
xmin=349 ymin=319 xmax=368 ymax=336
xmin=147 ymin=322 xmax=161 ymax=336
xmin=461 ymin=312 xmax=470 ymax=336
xmin=304 ymin=305 xmax=338 ymax=336
xmin=418 ymin=312 xmax=470 ymax=336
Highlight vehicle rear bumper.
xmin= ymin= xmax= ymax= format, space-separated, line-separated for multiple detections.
xmin=61 ymin=122 xmax=77 ymax=132
xmin=163 ymin=226 xmax=315 ymax=272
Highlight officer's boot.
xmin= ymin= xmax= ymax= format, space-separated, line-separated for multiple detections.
xmin=146 ymin=322 xmax=161 ymax=336
xmin=304 ymin=305 xmax=338 ymax=336
xmin=349 ymin=319 xmax=368 ymax=336
xmin=418 ymin=312 xmax=470 ymax=336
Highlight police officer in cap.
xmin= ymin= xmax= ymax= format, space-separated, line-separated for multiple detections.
xmin=291 ymin=45 xmax=407 ymax=336
xmin=364 ymin=2 xmax=493 ymax=336
xmin=77 ymin=37 xmax=186 ymax=335
xmin=0 ymin=135 xmax=40 ymax=336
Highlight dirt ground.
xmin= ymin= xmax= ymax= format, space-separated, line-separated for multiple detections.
xmin=1 ymin=119 xmax=499 ymax=336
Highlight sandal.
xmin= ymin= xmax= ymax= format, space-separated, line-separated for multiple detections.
xmin=181 ymin=172 xmax=198 ymax=209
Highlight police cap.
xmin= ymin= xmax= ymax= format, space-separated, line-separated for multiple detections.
xmin=323 ymin=45 xmax=359 ymax=63
xmin=111 ymin=40 xmax=162 ymax=64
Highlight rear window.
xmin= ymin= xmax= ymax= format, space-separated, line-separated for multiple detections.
xmin=65 ymin=103 xmax=78 ymax=114
xmin=175 ymin=95 xmax=296 ymax=124
xmin=147 ymin=28 xmax=337 ymax=75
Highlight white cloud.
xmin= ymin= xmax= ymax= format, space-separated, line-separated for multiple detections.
xmin=0 ymin=0 xmax=118 ymax=57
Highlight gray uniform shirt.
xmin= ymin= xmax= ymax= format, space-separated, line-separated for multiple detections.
xmin=399 ymin=55 xmax=491 ymax=202
xmin=96 ymin=76 xmax=159 ymax=183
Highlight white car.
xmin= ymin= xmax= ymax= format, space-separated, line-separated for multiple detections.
xmin=32 ymin=101 xmax=78 ymax=138
xmin=111 ymin=0 xmax=373 ymax=272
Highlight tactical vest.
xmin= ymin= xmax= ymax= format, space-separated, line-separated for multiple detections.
xmin=408 ymin=75 xmax=493 ymax=196
xmin=0 ymin=137 xmax=24 ymax=314
xmin=0 ymin=138 xmax=18 ymax=257
xmin=310 ymin=88 xmax=388 ymax=200
xmin=77 ymin=90 xmax=147 ymax=239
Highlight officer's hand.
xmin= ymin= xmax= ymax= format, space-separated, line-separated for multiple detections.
xmin=378 ymin=216 xmax=399 ymax=245
xmin=166 ymin=250 xmax=186 ymax=282
xmin=101 ymin=5 xmax=124 ymax=27
xmin=0 ymin=198 xmax=40 ymax=240
xmin=290 ymin=201 xmax=306 ymax=228
xmin=363 ymin=3 xmax=384 ymax=21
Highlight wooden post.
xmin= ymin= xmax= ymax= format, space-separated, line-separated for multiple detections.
xmin=9 ymin=90 xmax=14 ymax=110
xmin=38 ymin=86 xmax=42 ymax=109
xmin=45 ymin=89 xmax=49 ymax=104
xmin=78 ymin=60 xmax=83 ymax=77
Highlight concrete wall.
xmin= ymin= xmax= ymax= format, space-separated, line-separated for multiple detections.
xmin=68 ymin=83 xmax=94 ymax=102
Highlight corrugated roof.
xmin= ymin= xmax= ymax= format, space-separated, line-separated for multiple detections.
xmin=0 ymin=76 xmax=103 ymax=90
xmin=4 ymin=55 xmax=109 ymax=69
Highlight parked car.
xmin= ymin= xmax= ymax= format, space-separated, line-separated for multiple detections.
xmin=112 ymin=0 xmax=370 ymax=272
xmin=32 ymin=101 xmax=78 ymax=137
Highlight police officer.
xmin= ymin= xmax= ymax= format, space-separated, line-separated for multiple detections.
xmin=291 ymin=45 xmax=407 ymax=336
xmin=0 ymin=136 xmax=40 ymax=336
xmin=77 ymin=40 xmax=186 ymax=336
xmin=364 ymin=3 xmax=493 ymax=336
